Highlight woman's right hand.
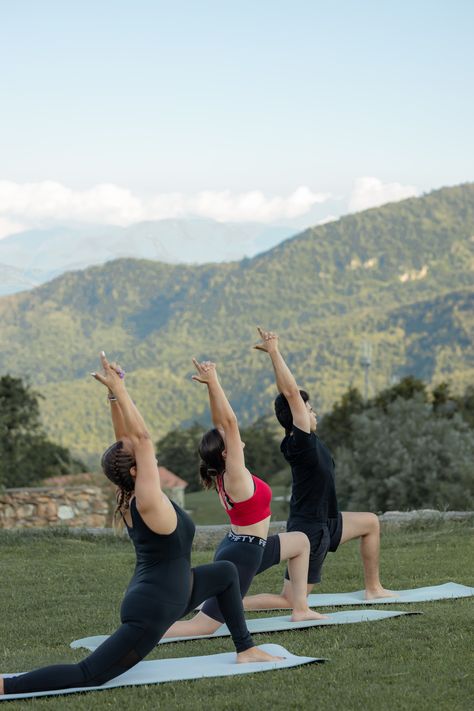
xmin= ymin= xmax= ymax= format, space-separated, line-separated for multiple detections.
xmin=192 ymin=358 xmax=218 ymax=385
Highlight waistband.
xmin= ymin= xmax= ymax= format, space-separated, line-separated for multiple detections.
xmin=227 ymin=530 xmax=267 ymax=547
xmin=288 ymin=513 xmax=340 ymax=524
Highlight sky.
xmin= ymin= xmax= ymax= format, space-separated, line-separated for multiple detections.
xmin=0 ymin=0 xmax=473 ymax=253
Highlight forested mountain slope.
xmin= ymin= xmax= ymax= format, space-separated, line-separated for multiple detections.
xmin=0 ymin=184 xmax=472 ymax=461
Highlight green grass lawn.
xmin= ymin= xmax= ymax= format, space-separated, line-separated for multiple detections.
xmin=1 ymin=521 xmax=473 ymax=710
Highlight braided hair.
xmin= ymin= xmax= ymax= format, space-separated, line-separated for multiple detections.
xmin=198 ymin=428 xmax=226 ymax=490
xmin=101 ymin=441 xmax=136 ymax=525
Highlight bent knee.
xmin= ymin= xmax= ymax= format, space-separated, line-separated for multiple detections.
xmin=195 ymin=612 xmax=222 ymax=633
xmin=367 ymin=512 xmax=380 ymax=533
xmin=296 ymin=531 xmax=310 ymax=553
xmin=280 ymin=531 xmax=310 ymax=557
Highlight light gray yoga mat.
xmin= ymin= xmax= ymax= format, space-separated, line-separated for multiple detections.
xmin=71 ymin=609 xmax=417 ymax=652
xmin=0 ymin=644 xmax=323 ymax=701
xmin=305 ymin=582 xmax=474 ymax=608
xmin=193 ymin=581 xmax=472 ymax=611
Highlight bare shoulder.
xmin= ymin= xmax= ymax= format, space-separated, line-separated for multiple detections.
xmin=136 ymin=493 xmax=178 ymax=535
xmin=224 ymin=467 xmax=255 ymax=501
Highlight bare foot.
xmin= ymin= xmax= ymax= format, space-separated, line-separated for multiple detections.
xmin=291 ymin=608 xmax=329 ymax=622
xmin=236 ymin=646 xmax=284 ymax=663
xmin=365 ymin=587 xmax=396 ymax=600
xmin=0 ymin=677 xmax=4 ymax=695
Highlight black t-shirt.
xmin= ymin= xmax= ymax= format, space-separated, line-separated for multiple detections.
xmin=281 ymin=426 xmax=339 ymax=522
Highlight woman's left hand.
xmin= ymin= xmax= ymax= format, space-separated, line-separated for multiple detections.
xmin=91 ymin=352 xmax=126 ymax=393
xmin=254 ymin=326 xmax=279 ymax=353
xmin=192 ymin=358 xmax=218 ymax=384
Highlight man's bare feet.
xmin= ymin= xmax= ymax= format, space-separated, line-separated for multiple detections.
xmin=236 ymin=646 xmax=284 ymax=663
xmin=365 ymin=586 xmax=396 ymax=600
xmin=291 ymin=608 xmax=329 ymax=622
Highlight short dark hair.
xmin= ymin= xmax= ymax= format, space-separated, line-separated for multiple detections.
xmin=274 ymin=390 xmax=309 ymax=433
xmin=198 ymin=428 xmax=226 ymax=489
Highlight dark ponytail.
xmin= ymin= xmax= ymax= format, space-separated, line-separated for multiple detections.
xmin=198 ymin=428 xmax=226 ymax=490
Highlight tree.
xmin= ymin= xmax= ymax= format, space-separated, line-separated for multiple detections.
xmin=318 ymin=387 xmax=365 ymax=452
xmin=156 ymin=416 xmax=284 ymax=491
xmin=431 ymin=381 xmax=458 ymax=418
xmin=318 ymin=376 xmax=470 ymax=455
xmin=156 ymin=422 xmax=205 ymax=492
xmin=372 ymin=375 xmax=428 ymax=411
xmin=239 ymin=416 xmax=283 ymax=481
xmin=334 ymin=395 xmax=474 ymax=512
xmin=0 ymin=375 xmax=85 ymax=488
xmin=458 ymin=385 xmax=474 ymax=428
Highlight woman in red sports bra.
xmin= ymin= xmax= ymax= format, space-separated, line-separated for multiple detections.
xmin=163 ymin=359 xmax=325 ymax=642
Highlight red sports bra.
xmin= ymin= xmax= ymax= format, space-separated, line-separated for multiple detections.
xmin=216 ymin=473 xmax=272 ymax=526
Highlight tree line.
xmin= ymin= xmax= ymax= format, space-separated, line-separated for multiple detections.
xmin=0 ymin=376 xmax=85 ymax=488
xmin=156 ymin=376 xmax=474 ymax=511
xmin=317 ymin=377 xmax=474 ymax=511
xmin=1 ymin=373 xmax=473 ymax=512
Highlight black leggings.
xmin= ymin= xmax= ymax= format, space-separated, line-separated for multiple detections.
xmin=201 ymin=532 xmax=268 ymax=623
xmin=4 ymin=561 xmax=253 ymax=695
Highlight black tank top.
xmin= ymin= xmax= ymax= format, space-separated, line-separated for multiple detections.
xmin=126 ymin=497 xmax=196 ymax=564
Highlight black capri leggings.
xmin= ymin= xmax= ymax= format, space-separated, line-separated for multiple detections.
xmin=4 ymin=561 xmax=253 ymax=695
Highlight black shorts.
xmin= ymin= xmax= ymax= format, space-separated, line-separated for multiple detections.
xmin=285 ymin=513 xmax=343 ymax=584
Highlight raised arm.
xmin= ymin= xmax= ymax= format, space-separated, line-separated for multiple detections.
xmin=192 ymin=358 xmax=252 ymax=495
xmin=106 ymin=360 xmax=128 ymax=440
xmin=92 ymin=352 xmax=176 ymax=534
xmin=193 ymin=358 xmax=237 ymax=430
xmin=254 ymin=327 xmax=311 ymax=433
xmin=109 ymin=394 xmax=128 ymax=440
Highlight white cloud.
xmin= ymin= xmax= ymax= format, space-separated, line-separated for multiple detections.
xmin=316 ymin=215 xmax=338 ymax=225
xmin=348 ymin=177 xmax=420 ymax=213
xmin=0 ymin=216 xmax=25 ymax=239
xmin=0 ymin=180 xmax=332 ymax=238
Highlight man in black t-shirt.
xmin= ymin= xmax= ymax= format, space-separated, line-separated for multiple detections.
xmin=244 ymin=328 xmax=392 ymax=612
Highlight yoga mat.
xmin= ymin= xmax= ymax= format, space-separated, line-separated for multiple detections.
xmin=305 ymin=581 xmax=474 ymax=608
xmin=244 ymin=582 xmax=474 ymax=610
xmin=71 ymin=609 xmax=418 ymax=652
xmin=0 ymin=644 xmax=323 ymax=701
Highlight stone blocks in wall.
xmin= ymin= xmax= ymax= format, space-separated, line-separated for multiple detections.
xmin=0 ymin=486 xmax=110 ymax=529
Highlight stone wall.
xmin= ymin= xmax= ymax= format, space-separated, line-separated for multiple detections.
xmin=1 ymin=491 xmax=472 ymax=537
xmin=0 ymin=486 xmax=110 ymax=529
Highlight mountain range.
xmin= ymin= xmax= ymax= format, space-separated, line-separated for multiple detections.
xmin=0 ymin=220 xmax=291 ymax=295
xmin=0 ymin=183 xmax=472 ymax=464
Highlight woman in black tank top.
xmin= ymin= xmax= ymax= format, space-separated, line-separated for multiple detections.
xmin=1 ymin=352 xmax=280 ymax=697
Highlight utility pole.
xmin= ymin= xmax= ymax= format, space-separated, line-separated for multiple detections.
xmin=360 ymin=341 xmax=372 ymax=401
